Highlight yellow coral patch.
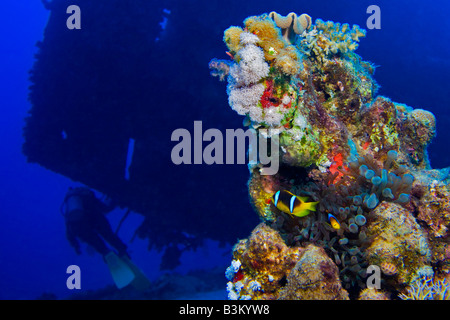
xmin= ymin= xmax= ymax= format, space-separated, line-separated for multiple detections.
xmin=244 ymin=17 xmax=285 ymax=61
xmin=224 ymin=26 xmax=243 ymax=53
xmin=274 ymin=51 xmax=299 ymax=75
xmin=243 ymin=16 xmax=301 ymax=75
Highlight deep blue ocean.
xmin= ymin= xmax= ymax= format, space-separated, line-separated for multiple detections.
xmin=1 ymin=0 xmax=449 ymax=300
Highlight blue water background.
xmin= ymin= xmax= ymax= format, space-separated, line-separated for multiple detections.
xmin=1 ymin=0 xmax=449 ymax=299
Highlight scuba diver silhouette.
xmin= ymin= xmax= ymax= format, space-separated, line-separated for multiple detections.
xmin=62 ymin=187 xmax=128 ymax=257
xmin=61 ymin=187 xmax=150 ymax=289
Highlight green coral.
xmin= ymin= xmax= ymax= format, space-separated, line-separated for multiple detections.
xmin=369 ymin=114 xmax=399 ymax=148
xmin=300 ymin=19 xmax=366 ymax=62
xmin=279 ymin=122 xmax=322 ymax=167
xmin=315 ymin=19 xmax=366 ymax=53
xmin=319 ymin=56 xmax=378 ymax=122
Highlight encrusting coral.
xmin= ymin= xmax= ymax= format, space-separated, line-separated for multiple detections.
xmin=365 ymin=202 xmax=431 ymax=286
xmin=358 ymin=288 xmax=390 ymax=300
xmin=226 ymin=223 xmax=349 ymax=300
xmin=210 ymin=11 xmax=449 ymax=300
xmin=226 ymin=223 xmax=304 ymax=300
xmin=278 ymin=244 xmax=349 ymax=300
xmin=307 ymin=19 xmax=366 ymax=56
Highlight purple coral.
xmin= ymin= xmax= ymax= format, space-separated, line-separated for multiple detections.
xmin=209 ymin=58 xmax=232 ymax=81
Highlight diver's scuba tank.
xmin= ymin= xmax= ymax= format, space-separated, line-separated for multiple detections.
xmin=61 ymin=187 xmax=94 ymax=221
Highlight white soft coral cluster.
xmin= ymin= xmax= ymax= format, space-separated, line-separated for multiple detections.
xmin=231 ymin=33 xmax=269 ymax=86
xmin=225 ymin=259 xmax=241 ymax=280
xmin=226 ymin=32 xmax=269 ymax=120
xmin=227 ymin=83 xmax=265 ymax=117
xmin=263 ymin=106 xmax=285 ymax=127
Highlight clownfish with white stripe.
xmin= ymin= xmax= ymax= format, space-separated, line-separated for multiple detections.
xmin=272 ymin=190 xmax=319 ymax=218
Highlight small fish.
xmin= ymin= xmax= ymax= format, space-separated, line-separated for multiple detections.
xmin=328 ymin=213 xmax=341 ymax=230
xmin=225 ymin=51 xmax=234 ymax=60
xmin=272 ymin=190 xmax=318 ymax=217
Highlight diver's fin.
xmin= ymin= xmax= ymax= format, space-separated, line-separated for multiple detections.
xmin=121 ymin=256 xmax=151 ymax=291
xmin=104 ymin=251 xmax=135 ymax=289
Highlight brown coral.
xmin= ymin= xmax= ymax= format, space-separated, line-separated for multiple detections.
xmin=232 ymin=223 xmax=303 ymax=297
xmin=417 ymin=183 xmax=450 ymax=238
xmin=415 ymin=180 xmax=450 ymax=273
xmin=366 ymin=202 xmax=431 ymax=286
xmin=356 ymin=96 xmax=401 ymax=156
xmin=410 ymin=109 xmax=436 ymax=145
xmin=278 ymin=244 xmax=349 ymax=300
xmin=349 ymin=96 xmax=436 ymax=169
xmin=358 ymin=288 xmax=390 ymax=300
xmin=398 ymin=106 xmax=436 ymax=168
xmin=314 ymin=56 xmax=377 ymax=123
xmin=247 ymin=169 xmax=279 ymax=222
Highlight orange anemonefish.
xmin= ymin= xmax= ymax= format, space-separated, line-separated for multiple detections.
xmin=272 ymin=190 xmax=318 ymax=217
xmin=328 ymin=213 xmax=341 ymax=230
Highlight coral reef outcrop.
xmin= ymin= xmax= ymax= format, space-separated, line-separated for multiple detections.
xmin=226 ymin=223 xmax=348 ymax=300
xmin=278 ymin=244 xmax=349 ymax=300
xmin=365 ymin=202 xmax=431 ymax=286
xmin=226 ymin=223 xmax=303 ymax=300
xmin=210 ymin=11 xmax=449 ymax=300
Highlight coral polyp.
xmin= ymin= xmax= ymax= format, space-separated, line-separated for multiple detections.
xmin=210 ymin=11 xmax=449 ymax=300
